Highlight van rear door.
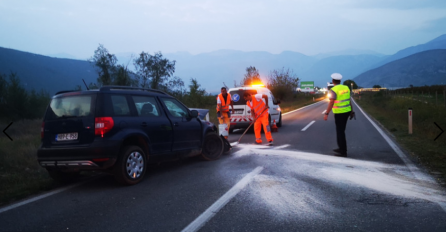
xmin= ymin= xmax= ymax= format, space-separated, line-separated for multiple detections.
xmin=43 ymin=93 xmax=96 ymax=147
xmin=228 ymin=89 xmax=257 ymax=122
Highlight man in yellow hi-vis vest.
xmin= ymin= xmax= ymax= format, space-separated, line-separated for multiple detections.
xmin=323 ymin=73 xmax=355 ymax=157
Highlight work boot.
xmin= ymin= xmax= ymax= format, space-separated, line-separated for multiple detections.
xmin=268 ymin=140 xmax=274 ymax=146
xmin=255 ymin=140 xmax=262 ymax=145
xmin=333 ymin=148 xmax=347 ymax=157
xmin=335 ymin=153 xmax=347 ymax=157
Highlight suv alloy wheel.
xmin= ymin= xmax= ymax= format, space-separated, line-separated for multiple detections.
xmin=113 ymin=145 xmax=147 ymax=185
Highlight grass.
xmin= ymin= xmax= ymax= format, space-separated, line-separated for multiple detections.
xmin=0 ymin=120 xmax=57 ymax=206
xmin=354 ymin=92 xmax=446 ymax=186
xmin=0 ymin=94 xmax=325 ymax=206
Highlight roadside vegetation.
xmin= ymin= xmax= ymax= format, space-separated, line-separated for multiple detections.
xmin=354 ymin=88 xmax=446 ymax=186
xmin=0 ymin=120 xmax=57 ymax=206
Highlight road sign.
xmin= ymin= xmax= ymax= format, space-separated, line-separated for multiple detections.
xmin=301 ymin=81 xmax=314 ymax=92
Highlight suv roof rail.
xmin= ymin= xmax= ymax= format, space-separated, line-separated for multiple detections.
xmin=100 ymin=86 xmax=168 ymax=95
xmin=55 ymin=90 xmax=78 ymax=95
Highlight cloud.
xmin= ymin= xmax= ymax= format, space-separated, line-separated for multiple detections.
xmin=419 ymin=16 xmax=446 ymax=32
xmin=345 ymin=0 xmax=446 ymax=10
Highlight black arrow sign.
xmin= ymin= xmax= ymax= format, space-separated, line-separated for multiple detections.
xmin=3 ymin=122 xmax=13 ymax=141
xmin=434 ymin=122 xmax=444 ymax=141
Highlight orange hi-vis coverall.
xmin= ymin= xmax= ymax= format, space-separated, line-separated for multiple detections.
xmin=247 ymin=94 xmax=273 ymax=144
xmin=217 ymin=93 xmax=232 ymax=137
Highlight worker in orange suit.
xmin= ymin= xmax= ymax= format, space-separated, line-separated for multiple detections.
xmin=217 ymin=87 xmax=234 ymax=140
xmin=243 ymin=92 xmax=273 ymax=145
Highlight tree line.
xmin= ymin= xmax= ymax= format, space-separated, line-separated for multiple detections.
xmin=87 ymin=45 xmax=302 ymax=105
xmin=1 ymin=44 xmax=306 ymax=121
xmin=239 ymin=66 xmax=300 ymax=100
xmin=0 ymin=73 xmax=50 ymax=120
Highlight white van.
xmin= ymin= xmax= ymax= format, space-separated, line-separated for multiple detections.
xmin=228 ymin=85 xmax=282 ymax=133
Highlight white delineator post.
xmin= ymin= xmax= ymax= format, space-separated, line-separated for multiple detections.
xmin=408 ymin=108 xmax=413 ymax=134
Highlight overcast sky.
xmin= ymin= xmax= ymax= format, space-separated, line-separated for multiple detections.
xmin=1 ymin=0 xmax=445 ymax=59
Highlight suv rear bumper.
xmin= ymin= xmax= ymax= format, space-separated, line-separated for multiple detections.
xmin=230 ymin=122 xmax=253 ymax=130
xmin=37 ymin=140 xmax=121 ymax=170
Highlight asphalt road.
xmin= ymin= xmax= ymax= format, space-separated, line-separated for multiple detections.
xmin=1 ymin=99 xmax=446 ymax=232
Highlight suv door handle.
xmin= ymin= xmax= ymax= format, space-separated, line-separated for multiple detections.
xmin=173 ymin=122 xmax=179 ymax=127
xmin=141 ymin=122 xmax=147 ymax=127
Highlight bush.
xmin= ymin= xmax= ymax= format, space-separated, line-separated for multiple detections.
xmin=267 ymin=68 xmax=299 ymax=100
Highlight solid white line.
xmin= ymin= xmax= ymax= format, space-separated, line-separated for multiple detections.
xmin=352 ymin=99 xmax=432 ymax=182
xmin=352 ymin=99 xmax=446 ymax=212
xmin=301 ymin=121 xmax=316 ymax=131
xmin=0 ymin=179 xmax=93 ymax=214
xmin=282 ymin=100 xmax=326 ymax=116
xmin=181 ymin=166 xmax=264 ymax=232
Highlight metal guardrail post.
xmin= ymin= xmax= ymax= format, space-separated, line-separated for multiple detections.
xmin=408 ymin=108 xmax=413 ymax=135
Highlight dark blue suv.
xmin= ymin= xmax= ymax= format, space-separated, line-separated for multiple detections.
xmin=37 ymin=86 xmax=223 ymax=185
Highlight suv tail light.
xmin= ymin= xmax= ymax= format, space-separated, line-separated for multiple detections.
xmin=95 ymin=117 xmax=114 ymax=137
xmin=41 ymin=122 xmax=45 ymax=139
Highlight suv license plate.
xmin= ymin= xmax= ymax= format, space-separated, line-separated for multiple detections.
xmin=56 ymin=133 xmax=78 ymax=141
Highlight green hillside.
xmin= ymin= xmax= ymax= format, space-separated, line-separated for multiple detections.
xmin=354 ymin=49 xmax=446 ymax=87
xmin=0 ymin=47 xmax=98 ymax=95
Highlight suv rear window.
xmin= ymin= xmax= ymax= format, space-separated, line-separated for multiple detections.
xmin=229 ymin=89 xmax=257 ymax=105
xmin=46 ymin=95 xmax=94 ymax=120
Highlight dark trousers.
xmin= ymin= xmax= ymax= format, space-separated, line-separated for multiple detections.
xmin=334 ymin=112 xmax=350 ymax=153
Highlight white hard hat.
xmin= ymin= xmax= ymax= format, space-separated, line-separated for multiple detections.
xmin=331 ymin=73 xmax=342 ymax=80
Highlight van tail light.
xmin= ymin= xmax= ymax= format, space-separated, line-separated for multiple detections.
xmin=95 ymin=117 xmax=114 ymax=137
xmin=41 ymin=122 xmax=45 ymax=139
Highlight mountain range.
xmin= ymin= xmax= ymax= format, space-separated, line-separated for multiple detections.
xmin=354 ymin=49 xmax=446 ymax=87
xmin=1 ymin=34 xmax=445 ymax=94
xmin=0 ymin=47 xmax=98 ymax=95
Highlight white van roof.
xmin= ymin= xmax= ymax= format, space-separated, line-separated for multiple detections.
xmin=228 ymin=85 xmax=270 ymax=92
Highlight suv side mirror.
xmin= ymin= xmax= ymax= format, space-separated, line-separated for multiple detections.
xmin=190 ymin=110 xmax=199 ymax=118
xmin=273 ymin=99 xmax=281 ymax=105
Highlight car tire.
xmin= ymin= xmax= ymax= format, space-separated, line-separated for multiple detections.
xmin=46 ymin=169 xmax=80 ymax=183
xmin=113 ymin=145 xmax=147 ymax=185
xmin=277 ymin=113 xmax=282 ymax=127
xmin=201 ymin=132 xmax=223 ymax=161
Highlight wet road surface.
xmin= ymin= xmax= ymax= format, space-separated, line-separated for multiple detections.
xmin=1 ymin=99 xmax=446 ymax=232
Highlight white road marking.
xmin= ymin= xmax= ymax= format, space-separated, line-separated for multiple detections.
xmin=181 ymin=166 xmax=264 ymax=232
xmin=0 ymin=178 xmax=96 ymax=214
xmin=352 ymin=99 xmax=446 ymax=212
xmin=282 ymin=100 xmax=326 ymax=116
xmin=272 ymin=144 xmax=290 ymax=150
xmin=301 ymin=121 xmax=316 ymax=131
